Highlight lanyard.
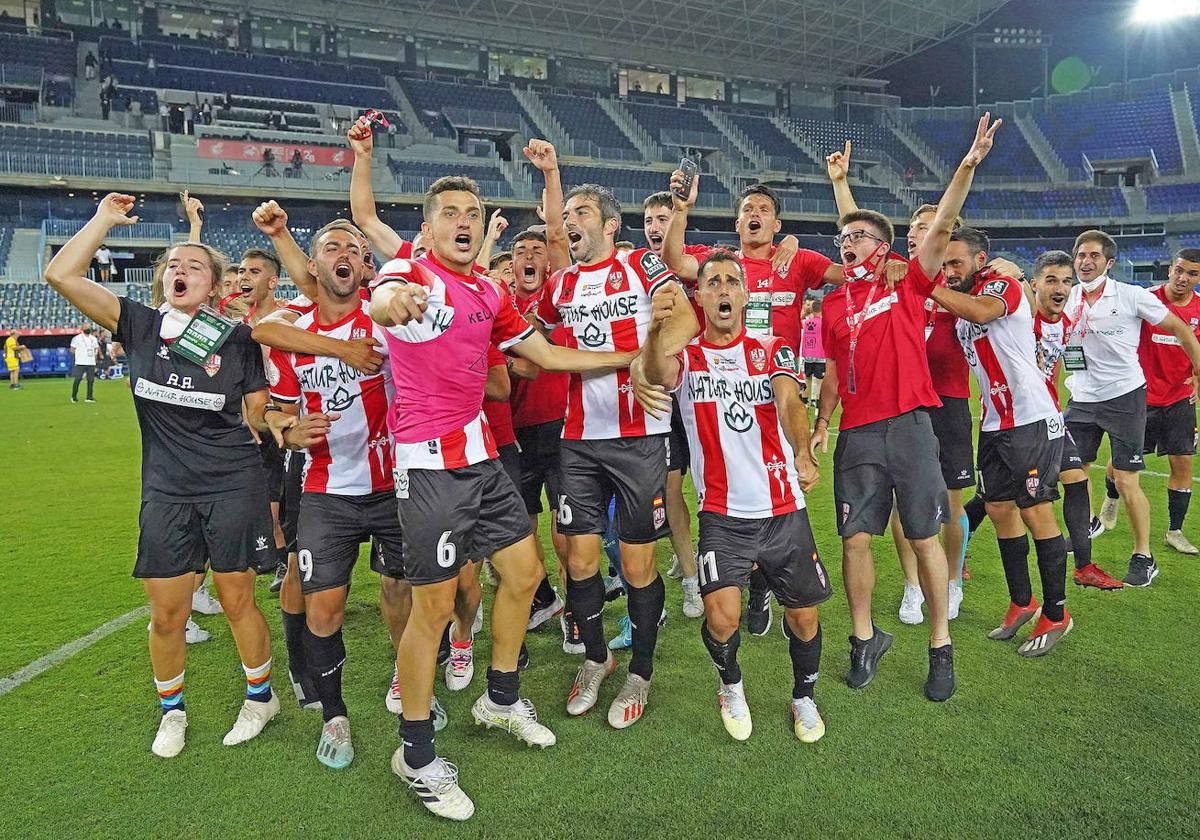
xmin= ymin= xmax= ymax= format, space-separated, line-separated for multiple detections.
xmin=843 ymin=280 xmax=884 ymax=396
xmin=1067 ymin=279 xmax=1106 ymax=345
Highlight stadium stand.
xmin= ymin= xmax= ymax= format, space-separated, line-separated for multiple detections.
xmin=0 ymin=123 xmax=153 ymax=179
xmin=925 ymin=186 xmax=1128 ymax=220
xmin=539 ymin=92 xmax=640 ymax=157
xmin=907 ymin=116 xmax=1049 ymax=181
xmin=0 ymin=31 xmax=77 ymax=76
xmin=725 ymin=111 xmax=821 ymax=170
xmin=399 ymin=77 xmax=533 ymax=138
xmin=783 ymin=114 xmax=930 ymax=178
xmin=1145 ymin=182 xmax=1200 ymax=214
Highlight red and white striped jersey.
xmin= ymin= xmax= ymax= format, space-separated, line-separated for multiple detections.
xmin=673 ymin=331 xmax=805 ymax=519
xmin=954 ymin=271 xmax=1060 ymax=431
xmin=1033 ymin=310 xmax=1072 ymax=410
xmin=268 ymin=301 xmax=394 ymax=495
xmin=537 ymin=248 xmax=675 ymax=440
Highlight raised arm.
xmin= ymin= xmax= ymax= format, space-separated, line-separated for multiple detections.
xmin=181 ymin=189 xmax=204 ymax=243
xmin=523 ymin=140 xmax=571 ymax=272
xmin=826 ymin=140 xmax=860 ymax=218
xmin=476 ymin=208 xmax=508 ymax=269
xmin=251 ymin=200 xmax=317 ymax=299
xmin=663 ymin=170 xmax=702 ymax=281
xmin=43 ymin=193 xmax=130 ymax=332
xmin=652 ymin=281 xmax=700 ymax=355
xmin=348 ymin=115 xmax=406 ymax=257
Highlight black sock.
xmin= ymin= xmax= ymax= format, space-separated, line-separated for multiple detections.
xmin=281 ymin=609 xmax=307 ymax=679
xmin=399 ymin=715 xmax=435 ymax=770
xmin=532 ymin=574 xmax=557 ymax=609
xmin=748 ymin=566 xmax=768 ymax=598
xmin=1035 ymin=535 xmax=1067 ymax=623
xmin=1168 ymin=488 xmax=1191 ymax=531
xmin=565 ymin=572 xmax=607 ymax=663
xmin=1063 ymin=481 xmax=1093 ymax=570
xmin=700 ymin=622 xmax=742 ymax=685
xmin=964 ymin=493 xmax=987 ymax=537
xmin=486 ymin=667 xmax=519 ymax=707
xmin=1105 ymin=476 xmax=1120 ymax=500
xmin=785 ymin=622 xmax=822 ymax=700
xmin=627 ymin=574 xmax=665 ymax=680
xmin=304 ymin=626 xmax=347 ymax=722
xmin=997 ymin=534 xmax=1033 ymax=607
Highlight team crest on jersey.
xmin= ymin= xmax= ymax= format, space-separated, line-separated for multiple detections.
xmin=351 ymin=326 xmax=368 ymax=340
xmin=608 ymin=270 xmax=626 ymax=291
xmin=652 ymin=496 xmax=666 ymax=529
xmin=1025 ymin=469 xmax=1040 ymax=496
xmin=639 ymin=251 xmax=670 ymax=282
xmin=813 ymin=553 xmax=827 ymax=588
xmin=203 ymin=353 xmax=222 ymax=377
xmin=749 ymin=347 xmax=766 ymax=372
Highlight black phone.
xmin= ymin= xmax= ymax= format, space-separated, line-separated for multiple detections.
xmin=674 ymin=157 xmax=698 ymax=199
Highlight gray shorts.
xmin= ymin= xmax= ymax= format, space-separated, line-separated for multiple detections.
xmin=1065 ymin=385 xmax=1147 ymax=472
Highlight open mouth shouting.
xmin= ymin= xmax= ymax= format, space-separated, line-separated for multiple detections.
xmin=842 ymin=248 xmax=858 ymax=264
xmin=647 ymin=232 xmax=663 ymax=249
xmin=334 ymin=261 xmax=353 ymax=280
xmin=717 ymin=300 xmax=733 ymax=316
xmin=747 ymin=219 xmax=763 ymax=235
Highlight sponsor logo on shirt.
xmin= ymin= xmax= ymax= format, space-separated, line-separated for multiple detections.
xmin=772 ymin=292 xmax=796 ymax=306
xmin=640 ymin=251 xmax=670 ymax=283
xmin=846 ymin=292 xmax=899 ymax=328
xmin=723 ymin=402 xmax=754 ymax=433
xmin=394 ymin=468 xmax=409 ymax=499
xmin=255 ymin=535 xmax=269 ymax=552
xmin=1151 ymin=333 xmax=1182 ymax=346
xmin=134 ymin=378 xmax=226 ymax=411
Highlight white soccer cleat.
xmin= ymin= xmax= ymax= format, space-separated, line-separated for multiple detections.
xmin=472 ymin=603 xmax=483 ymax=636
xmin=316 ymin=715 xmax=354 ymax=769
xmin=222 ymin=693 xmax=280 ymax=746
xmin=1165 ymin=529 xmax=1200 ymax=555
xmin=386 ymin=665 xmax=403 ymax=714
xmin=566 ymin=654 xmax=616 ymax=715
xmin=717 ymin=681 xmax=752 ymax=741
xmin=471 ymin=696 xmax=556 ymax=748
xmin=191 ymin=585 xmax=224 ymax=615
xmin=393 ymin=751 xmax=475 ymax=822
xmin=607 ymin=673 xmax=651 ymax=730
xmin=445 ymin=642 xmax=475 ymax=692
xmin=151 ymin=709 xmax=187 ymax=758
xmin=527 ymin=592 xmax=564 ymax=631
xmin=681 ymin=576 xmax=703 ymax=619
xmin=1099 ymin=497 xmax=1119 ymax=532
xmin=666 ymin=553 xmax=684 ymax=579
xmin=948 ymin=579 xmax=964 ymax=621
xmin=791 ymin=696 xmax=826 ymax=743
xmin=898 ymin=582 xmax=925 ymax=625
xmin=184 ymin=617 xmax=210 ymax=644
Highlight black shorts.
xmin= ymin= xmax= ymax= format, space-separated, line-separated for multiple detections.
xmin=557 ymin=435 xmax=669 ymax=544
xmin=667 ymin=397 xmax=690 ymax=475
xmin=833 ymin=409 xmax=948 ymax=540
xmin=515 ymin=420 xmax=562 ymax=515
xmin=927 ymin=396 xmax=976 ymax=489
xmin=976 ymin=417 xmax=1064 ymax=509
xmin=280 ymin=449 xmax=305 ymax=552
xmin=396 ymin=459 xmax=532 ymax=585
xmin=1065 ymin=385 xmax=1147 ymax=472
xmin=1061 ymin=427 xmax=1085 ymax=473
xmin=696 ymin=508 xmax=832 ymax=609
xmin=259 ymin=436 xmax=285 ymax=503
xmin=803 ymin=360 xmax=826 ymax=379
xmin=1144 ymin=397 xmax=1197 ymax=457
xmin=134 ymin=492 xmax=275 ymax=578
xmin=296 ymin=491 xmax=405 ymax=593
xmin=498 ymin=441 xmax=523 ymax=490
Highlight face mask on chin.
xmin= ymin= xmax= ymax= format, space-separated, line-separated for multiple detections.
xmin=1079 ymin=273 xmax=1108 ymax=294
xmin=843 ymin=244 xmax=888 ymax=284
xmin=158 ymin=305 xmax=192 ymax=339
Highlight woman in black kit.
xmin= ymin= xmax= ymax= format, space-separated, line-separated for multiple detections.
xmin=45 ymin=193 xmax=293 ymax=759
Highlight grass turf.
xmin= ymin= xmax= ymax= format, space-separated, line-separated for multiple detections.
xmin=1 ymin=377 xmax=1197 ymax=838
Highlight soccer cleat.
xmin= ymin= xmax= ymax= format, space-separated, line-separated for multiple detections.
xmin=1073 ymin=563 xmax=1124 ymax=591
xmin=561 ymin=612 xmax=584 ymax=656
xmin=667 ymin=553 xmax=684 ymax=579
xmin=527 ymin=591 xmax=563 ymax=631
xmin=948 ymin=579 xmax=964 ymax=621
xmin=392 ymin=752 xmax=475 ymax=822
xmin=383 ymin=670 xmax=447 ymax=731
xmin=566 ymin=654 xmax=616 ymax=716
xmin=437 ymin=623 xmax=452 ymax=667
xmin=85 ymin=398 xmax=96 ymax=403
xmin=316 ymin=715 xmax=354 ymax=769
xmin=607 ymin=672 xmax=651 ymax=730
xmin=681 ymin=576 xmax=703 ymax=619
xmin=987 ymin=599 xmax=1041 ymax=640
xmin=445 ymin=641 xmax=475 ymax=692
xmin=191 ymin=585 xmax=224 ymax=615
xmin=482 ymin=560 xmax=499 ymax=587
xmin=151 ymin=709 xmax=187 ymax=758
xmin=472 ymin=603 xmax=483 ymax=636
xmin=791 ymin=697 xmax=826 ymax=743
xmin=924 ymin=644 xmax=956 ymax=702
xmin=222 ymin=692 xmax=280 ymax=745
xmin=717 ymin=681 xmax=752 ymax=741
xmin=269 ymin=562 xmax=287 ymax=594
xmin=608 ymin=614 xmax=632 ymax=650
xmin=184 ymin=617 xmax=209 ymax=644
xmin=471 ymin=696 xmax=556 ymax=748
xmin=386 ymin=666 xmax=403 ymax=714
xmin=1123 ymin=554 xmax=1159 ymax=588
xmin=604 ymin=575 xmax=626 ymax=602
xmin=845 ymin=626 xmax=892 ymax=689
xmin=1099 ymin=497 xmax=1119 ymax=531
xmin=1017 ymin=612 xmax=1073 ymax=658
xmin=1164 ymin=529 xmax=1199 ymax=555
xmin=747 ymin=588 xmax=773 ymax=637
xmin=1088 ymin=516 xmax=1105 ymax=539
xmin=898 ymin=582 xmax=925 ymax=625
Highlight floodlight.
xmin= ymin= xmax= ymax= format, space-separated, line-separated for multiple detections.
xmin=1132 ymin=0 xmax=1200 ymax=23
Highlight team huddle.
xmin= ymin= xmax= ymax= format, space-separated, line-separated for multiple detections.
xmin=41 ymin=112 xmax=1200 ymax=823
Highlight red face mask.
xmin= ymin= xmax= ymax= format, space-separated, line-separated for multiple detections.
xmin=842 ymin=242 xmax=889 ymax=284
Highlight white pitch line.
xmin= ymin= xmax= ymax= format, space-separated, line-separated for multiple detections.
xmin=0 ymin=605 xmax=149 ymax=697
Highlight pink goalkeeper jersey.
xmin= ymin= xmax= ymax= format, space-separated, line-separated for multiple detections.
xmin=372 ymin=253 xmax=534 ymax=470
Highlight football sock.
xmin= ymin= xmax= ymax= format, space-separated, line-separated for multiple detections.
xmin=532 ymin=574 xmax=557 ymax=609
xmin=1034 ymin=535 xmax=1067 ymax=623
xmin=1168 ymin=488 xmax=1191 ymax=531
xmin=784 ymin=622 xmax=822 ymax=701
xmin=1105 ymin=476 xmax=1120 ymax=500
xmin=155 ymin=671 xmax=185 ymax=714
xmin=281 ymin=609 xmax=308 ymax=681
xmin=700 ymin=622 xmax=742 ymax=686
xmin=242 ymin=657 xmax=273 ymax=703
xmin=566 ymin=572 xmax=607 ymax=663
xmin=305 ymin=626 xmax=347 ymax=722
xmin=399 ymin=715 xmax=435 ymax=770
xmin=997 ymin=534 xmax=1033 ymax=607
xmin=486 ymin=667 xmax=519 ymax=708
xmin=627 ymin=574 xmax=665 ymax=681
xmin=964 ymin=494 xmax=987 ymax=539
xmin=748 ymin=566 xmax=769 ymax=602
xmin=1063 ymin=480 xmax=1093 ymax=570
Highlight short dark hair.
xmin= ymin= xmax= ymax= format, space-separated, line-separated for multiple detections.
xmin=1174 ymin=248 xmax=1200 ymax=265
xmin=949 ymin=226 xmax=990 ymax=257
xmin=697 ymin=248 xmax=744 ymax=282
xmin=564 ymin=183 xmax=621 ymax=224
xmin=309 ymin=219 xmax=364 ymax=257
xmin=512 ymin=229 xmax=547 ymax=246
xmin=240 ymin=247 xmax=280 ymax=277
xmin=838 ymin=209 xmax=894 ymax=245
xmin=1033 ymin=249 xmax=1073 ymax=276
xmin=488 ymin=251 xmax=512 ymax=271
xmin=643 ymin=191 xmax=673 ymax=212
xmin=1073 ymin=229 xmax=1117 ymax=261
xmin=736 ymin=183 xmax=780 ymax=216
xmin=424 ymin=175 xmax=484 ymax=220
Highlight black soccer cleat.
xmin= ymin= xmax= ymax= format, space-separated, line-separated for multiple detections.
xmin=747 ymin=587 xmax=773 ymax=637
xmin=846 ymin=625 xmax=892 ymax=689
xmin=268 ymin=561 xmax=287 ymax=594
xmin=1122 ymin=554 xmax=1159 ymax=588
xmin=437 ymin=622 xmax=453 ymax=667
xmin=517 ymin=643 xmax=530 ymax=672
xmin=924 ymin=644 xmax=956 ymax=702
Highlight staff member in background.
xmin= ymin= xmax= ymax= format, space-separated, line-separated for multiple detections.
xmin=45 ymin=193 xmax=284 ymax=760
xmin=95 ymin=244 xmax=113 ymax=282
xmin=69 ymin=324 xmax=100 ymax=403
xmin=6 ymin=328 xmax=28 ymax=389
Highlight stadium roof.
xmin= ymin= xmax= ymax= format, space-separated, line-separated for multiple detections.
xmin=240 ymin=0 xmax=1011 ymax=84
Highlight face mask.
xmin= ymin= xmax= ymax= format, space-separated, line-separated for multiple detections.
xmin=159 ymin=307 xmax=191 ymax=340
xmin=1079 ymin=274 xmax=1108 ymax=294
xmin=843 ymin=243 xmax=889 ymax=284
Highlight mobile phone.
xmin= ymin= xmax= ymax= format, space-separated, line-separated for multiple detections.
xmin=674 ymin=157 xmax=698 ymax=199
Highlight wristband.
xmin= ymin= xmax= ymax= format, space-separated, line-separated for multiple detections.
xmin=264 ymin=404 xmax=283 ymax=414
xmin=816 ymin=416 xmax=831 ymax=428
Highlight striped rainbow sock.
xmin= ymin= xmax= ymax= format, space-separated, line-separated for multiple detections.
xmin=243 ymin=658 xmax=273 ymax=702
xmin=155 ymin=671 xmax=185 ymax=714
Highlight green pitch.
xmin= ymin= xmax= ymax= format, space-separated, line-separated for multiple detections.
xmin=1 ymin=378 xmax=1196 ymax=838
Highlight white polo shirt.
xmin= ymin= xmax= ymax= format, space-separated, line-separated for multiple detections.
xmin=70 ymin=332 xmax=100 ymax=366
xmin=1064 ymin=276 xmax=1169 ymax=403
